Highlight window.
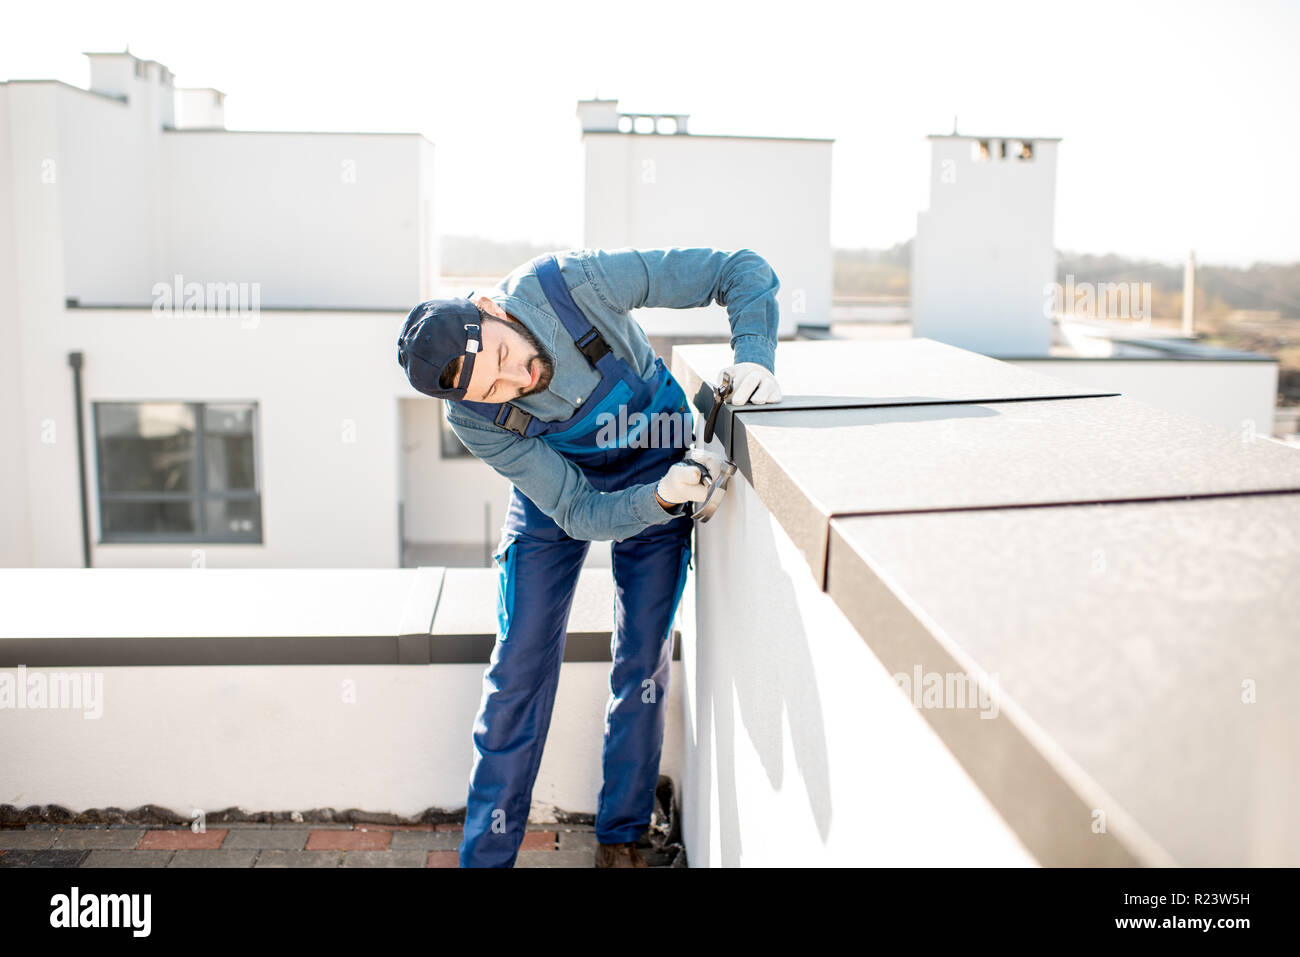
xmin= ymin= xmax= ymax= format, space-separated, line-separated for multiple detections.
xmin=93 ymin=401 xmax=263 ymax=543
xmin=440 ymin=401 xmax=475 ymax=458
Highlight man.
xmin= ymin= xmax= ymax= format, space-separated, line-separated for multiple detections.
xmin=396 ymin=246 xmax=783 ymax=867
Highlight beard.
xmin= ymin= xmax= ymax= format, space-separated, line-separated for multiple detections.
xmin=491 ymin=314 xmax=554 ymax=396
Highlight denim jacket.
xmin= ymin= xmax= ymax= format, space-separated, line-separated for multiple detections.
xmin=443 ymin=246 xmax=780 ymax=542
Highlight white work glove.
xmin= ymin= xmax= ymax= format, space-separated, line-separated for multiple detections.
xmin=656 ymin=460 xmax=710 ymax=506
xmin=655 ymin=448 xmax=731 ymax=512
xmin=718 ymin=362 xmax=782 ymax=405
xmin=684 ymin=448 xmax=728 ymax=481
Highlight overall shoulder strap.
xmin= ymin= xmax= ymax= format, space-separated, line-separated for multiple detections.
xmin=455 ymin=254 xmax=615 ymax=438
xmin=531 ymin=254 xmax=612 ymax=369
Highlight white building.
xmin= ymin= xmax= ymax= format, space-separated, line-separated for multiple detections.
xmin=577 ymin=98 xmax=832 ymax=337
xmin=0 ymin=57 xmax=835 ymax=572
xmin=912 ymin=132 xmax=1060 ymax=356
xmin=898 ymin=130 xmax=1278 ymax=435
xmin=0 ymin=50 xmax=439 ymax=568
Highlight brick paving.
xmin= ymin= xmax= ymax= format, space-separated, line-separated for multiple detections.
xmin=0 ymin=822 xmax=684 ymax=868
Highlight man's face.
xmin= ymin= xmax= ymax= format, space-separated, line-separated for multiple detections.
xmin=457 ymin=298 xmax=555 ymax=403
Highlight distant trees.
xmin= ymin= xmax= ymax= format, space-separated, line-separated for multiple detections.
xmin=833 ymin=240 xmax=912 ymax=297
xmin=830 ymin=241 xmax=1300 ymax=322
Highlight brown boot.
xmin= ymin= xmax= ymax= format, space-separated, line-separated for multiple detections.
xmin=594 ymin=841 xmax=649 ymax=868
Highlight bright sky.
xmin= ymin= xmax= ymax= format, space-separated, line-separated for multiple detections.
xmin=5 ymin=0 xmax=1298 ymax=266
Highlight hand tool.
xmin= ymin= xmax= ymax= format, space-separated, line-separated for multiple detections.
xmin=682 ymin=371 xmax=739 ymax=523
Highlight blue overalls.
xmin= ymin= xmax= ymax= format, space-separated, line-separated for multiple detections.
xmin=456 ymin=254 xmax=695 ymax=867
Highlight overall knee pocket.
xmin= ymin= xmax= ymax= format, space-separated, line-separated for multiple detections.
xmin=493 ymin=533 xmax=519 ymax=636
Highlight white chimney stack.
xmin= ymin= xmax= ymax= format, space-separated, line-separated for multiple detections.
xmin=83 ymin=49 xmax=175 ymax=129
xmin=576 ymin=98 xmax=621 ymax=133
xmin=1182 ymin=249 xmax=1196 ymax=337
xmin=576 ymin=98 xmax=690 ymax=136
xmin=175 ymin=87 xmax=227 ymax=130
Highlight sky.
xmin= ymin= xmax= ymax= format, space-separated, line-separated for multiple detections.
xmin=4 ymin=0 xmax=1298 ymax=267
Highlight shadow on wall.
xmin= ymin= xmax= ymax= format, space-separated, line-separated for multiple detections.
xmin=686 ymin=400 xmax=1008 ymax=864
xmin=690 ymin=475 xmax=833 ymax=865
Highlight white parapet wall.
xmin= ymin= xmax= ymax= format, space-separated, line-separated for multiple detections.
xmin=0 ymin=567 xmax=685 ymax=823
xmin=0 ymin=661 xmax=683 ymax=822
xmin=677 ymin=466 xmax=1035 ymax=867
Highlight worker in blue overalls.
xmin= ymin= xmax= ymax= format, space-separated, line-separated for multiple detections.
xmin=397 ymin=247 xmax=782 ymax=867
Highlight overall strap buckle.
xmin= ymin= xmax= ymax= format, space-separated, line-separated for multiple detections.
xmin=575 ymin=327 xmax=611 ymax=366
xmin=494 ymin=404 xmax=534 ymax=437
xmin=531 ymin=253 xmax=615 ymax=371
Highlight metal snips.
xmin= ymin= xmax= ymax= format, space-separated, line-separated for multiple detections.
xmin=682 ymin=371 xmax=739 ymax=523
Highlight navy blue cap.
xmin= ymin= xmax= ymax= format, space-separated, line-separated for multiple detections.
xmin=397 ymin=297 xmax=484 ymax=401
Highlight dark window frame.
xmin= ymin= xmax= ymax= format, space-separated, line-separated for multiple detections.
xmin=93 ymin=400 xmax=264 ymax=545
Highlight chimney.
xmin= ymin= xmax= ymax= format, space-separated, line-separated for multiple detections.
xmin=576 ymin=98 xmax=691 ymax=135
xmin=83 ymin=49 xmax=175 ymax=128
xmin=83 ymin=50 xmax=135 ymax=101
xmin=576 ymin=98 xmax=621 ymax=133
xmin=175 ymin=87 xmax=227 ymax=129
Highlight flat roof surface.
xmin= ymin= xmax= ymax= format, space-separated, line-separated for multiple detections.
xmin=673 ymin=339 xmax=1118 ymax=427
xmin=582 ymin=130 xmax=834 ymax=143
xmin=0 ymin=568 xmax=440 ymax=639
xmin=0 ymin=568 xmax=442 ymax=666
xmin=0 ymin=565 xmax=673 ymax=667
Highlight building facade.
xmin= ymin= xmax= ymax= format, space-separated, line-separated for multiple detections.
xmin=0 ymin=51 xmax=437 ymax=568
